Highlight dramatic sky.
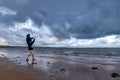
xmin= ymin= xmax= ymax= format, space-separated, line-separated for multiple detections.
xmin=0 ymin=0 xmax=120 ymax=47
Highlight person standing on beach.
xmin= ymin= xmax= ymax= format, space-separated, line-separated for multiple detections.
xmin=26 ymin=33 xmax=35 ymax=62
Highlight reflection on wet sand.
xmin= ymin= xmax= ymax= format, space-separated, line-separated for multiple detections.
xmin=26 ymin=59 xmax=35 ymax=67
xmin=26 ymin=58 xmax=38 ymax=67
xmin=0 ymin=47 xmax=120 ymax=80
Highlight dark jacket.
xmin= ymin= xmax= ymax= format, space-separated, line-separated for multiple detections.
xmin=26 ymin=36 xmax=35 ymax=50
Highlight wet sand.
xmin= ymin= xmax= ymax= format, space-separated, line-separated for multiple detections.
xmin=0 ymin=57 xmax=120 ymax=80
xmin=0 ymin=58 xmax=50 ymax=80
xmin=0 ymin=47 xmax=120 ymax=80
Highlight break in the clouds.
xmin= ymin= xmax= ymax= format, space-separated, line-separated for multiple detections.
xmin=0 ymin=0 xmax=120 ymax=47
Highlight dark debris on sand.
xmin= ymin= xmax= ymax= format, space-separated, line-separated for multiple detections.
xmin=59 ymin=68 xmax=66 ymax=71
xmin=91 ymin=67 xmax=98 ymax=70
xmin=47 ymin=62 xmax=50 ymax=64
xmin=111 ymin=72 xmax=120 ymax=78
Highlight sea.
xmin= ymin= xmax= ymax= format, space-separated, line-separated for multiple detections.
xmin=0 ymin=46 xmax=120 ymax=65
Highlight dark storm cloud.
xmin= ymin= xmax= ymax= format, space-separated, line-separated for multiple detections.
xmin=0 ymin=0 xmax=44 ymax=26
xmin=0 ymin=0 xmax=120 ymax=39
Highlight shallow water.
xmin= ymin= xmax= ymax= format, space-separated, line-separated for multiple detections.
xmin=0 ymin=47 xmax=120 ymax=71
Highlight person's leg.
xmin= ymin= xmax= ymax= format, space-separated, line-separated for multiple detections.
xmin=26 ymin=51 xmax=31 ymax=61
xmin=27 ymin=53 xmax=31 ymax=59
xmin=30 ymin=50 xmax=35 ymax=64
xmin=31 ymin=50 xmax=35 ymax=60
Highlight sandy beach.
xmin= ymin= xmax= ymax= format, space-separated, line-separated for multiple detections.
xmin=0 ymin=47 xmax=120 ymax=80
xmin=0 ymin=57 xmax=120 ymax=80
xmin=0 ymin=57 xmax=50 ymax=80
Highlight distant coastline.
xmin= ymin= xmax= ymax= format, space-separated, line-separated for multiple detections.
xmin=0 ymin=45 xmax=120 ymax=49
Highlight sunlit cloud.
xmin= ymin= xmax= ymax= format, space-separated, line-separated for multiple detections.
xmin=9 ymin=19 xmax=39 ymax=32
xmin=0 ymin=37 xmax=8 ymax=45
xmin=0 ymin=7 xmax=16 ymax=15
xmin=8 ymin=19 xmax=58 ymax=46
xmin=54 ymin=35 xmax=120 ymax=47
xmin=3 ymin=18 xmax=120 ymax=47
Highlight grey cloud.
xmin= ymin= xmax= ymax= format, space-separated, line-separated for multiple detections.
xmin=0 ymin=0 xmax=120 ymax=39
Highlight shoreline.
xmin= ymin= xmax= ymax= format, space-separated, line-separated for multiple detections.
xmin=0 ymin=45 xmax=120 ymax=49
xmin=0 ymin=48 xmax=120 ymax=80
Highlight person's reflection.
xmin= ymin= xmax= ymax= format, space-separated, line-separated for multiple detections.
xmin=26 ymin=59 xmax=35 ymax=67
